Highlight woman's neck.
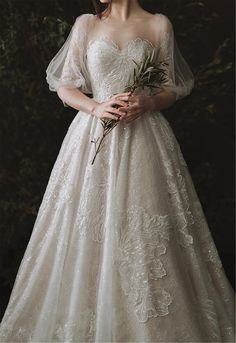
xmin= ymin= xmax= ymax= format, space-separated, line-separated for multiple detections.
xmin=108 ymin=0 xmax=143 ymax=22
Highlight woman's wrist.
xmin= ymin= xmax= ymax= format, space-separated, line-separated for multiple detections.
xmin=57 ymin=87 xmax=100 ymax=115
xmin=90 ymin=101 xmax=100 ymax=116
xmin=147 ymin=95 xmax=159 ymax=112
xmin=148 ymin=90 xmax=177 ymax=112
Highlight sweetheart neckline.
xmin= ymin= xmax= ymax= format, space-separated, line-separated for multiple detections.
xmin=86 ymin=36 xmax=160 ymax=53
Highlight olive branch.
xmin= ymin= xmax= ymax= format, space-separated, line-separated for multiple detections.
xmin=90 ymin=49 xmax=169 ymax=165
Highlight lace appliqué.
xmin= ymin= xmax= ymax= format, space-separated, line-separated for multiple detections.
xmin=74 ymin=180 xmax=107 ymax=243
xmin=115 ymin=205 xmax=173 ymax=323
xmin=86 ymin=37 xmax=157 ymax=102
xmin=192 ymin=200 xmax=223 ymax=271
xmin=54 ymin=309 xmax=96 ymax=342
xmin=0 ymin=310 xmax=96 ymax=343
xmin=158 ymin=114 xmax=177 ymax=151
xmin=73 ymin=136 xmax=110 ymax=243
xmin=166 ymin=165 xmax=194 ymax=247
xmin=157 ymin=116 xmax=194 ymax=248
xmin=39 ymin=160 xmax=75 ymax=213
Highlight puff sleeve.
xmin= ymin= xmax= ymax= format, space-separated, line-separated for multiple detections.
xmin=46 ymin=13 xmax=93 ymax=95
xmin=157 ymin=14 xmax=194 ymax=101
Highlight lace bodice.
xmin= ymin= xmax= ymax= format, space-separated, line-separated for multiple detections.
xmin=86 ymin=36 xmax=158 ymax=102
xmin=46 ymin=13 xmax=195 ymax=103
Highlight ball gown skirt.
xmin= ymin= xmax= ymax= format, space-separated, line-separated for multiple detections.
xmin=0 ymin=107 xmax=234 ymax=342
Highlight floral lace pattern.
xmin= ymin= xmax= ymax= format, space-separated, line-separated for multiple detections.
xmin=87 ymin=36 xmax=157 ymax=102
xmin=115 ymin=205 xmax=173 ymax=323
xmin=54 ymin=309 xmax=96 ymax=342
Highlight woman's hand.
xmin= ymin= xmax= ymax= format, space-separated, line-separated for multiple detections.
xmin=116 ymin=94 xmax=156 ymax=124
xmin=91 ymin=92 xmax=131 ymax=120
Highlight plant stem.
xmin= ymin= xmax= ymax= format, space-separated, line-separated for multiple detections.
xmin=91 ymin=88 xmax=136 ymax=165
xmin=90 ymin=57 xmax=168 ymax=165
xmin=91 ymin=134 xmax=105 ymax=165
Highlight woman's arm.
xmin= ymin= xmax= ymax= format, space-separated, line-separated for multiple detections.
xmin=57 ymin=87 xmax=131 ymax=120
xmin=57 ymin=87 xmax=98 ymax=114
xmin=148 ymin=89 xmax=177 ymax=112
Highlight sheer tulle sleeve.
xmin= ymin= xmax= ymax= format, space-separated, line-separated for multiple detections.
xmin=157 ymin=14 xmax=194 ymax=101
xmin=46 ymin=13 xmax=93 ymax=96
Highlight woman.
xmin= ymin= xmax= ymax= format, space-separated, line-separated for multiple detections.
xmin=0 ymin=0 xmax=235 ymax=342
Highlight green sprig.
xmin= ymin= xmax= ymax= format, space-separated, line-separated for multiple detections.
xmin=91 ymin=51 xmax=169 ymax=165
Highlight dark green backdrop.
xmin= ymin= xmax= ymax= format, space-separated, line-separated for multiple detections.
xmin=0 ymin=0 xmax=235 ymax=317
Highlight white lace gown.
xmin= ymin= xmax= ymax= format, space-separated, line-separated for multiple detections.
xmin=0 ymin=13 xmax=235 ymax=343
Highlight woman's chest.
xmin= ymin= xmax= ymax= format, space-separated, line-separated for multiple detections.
xmin=86 ymin=36 xmax=158 ymax=76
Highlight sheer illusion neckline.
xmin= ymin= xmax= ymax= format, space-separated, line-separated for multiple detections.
xmin=87 ymin=35 xmax=159 ymax=53
xmin=87 ymin=13 xmax=161 ymax=53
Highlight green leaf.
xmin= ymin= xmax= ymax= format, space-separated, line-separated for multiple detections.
xmin=132 ymin=59 xmax=139 ymax=67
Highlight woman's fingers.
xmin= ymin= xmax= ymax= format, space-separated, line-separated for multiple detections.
xmin=112 ymin=95 xmax=130 ymax=102
xmin=109 ymin=99 xmax=128 ymax=107
xmin=109 ymin=100 xmax=128 ymax=108
xmin=103 ymin=112 xmax=120 ymax=120
xmin=107 ymin=106 xmax=122 ymax=116
xmin=118 ymin=95 xmax=130 ymax=101
xmin=120 ymin=104 xmax=137 ymax=115
xmin=111 ymin=91 xmax=131 ymax=99
xmin=115 ymin=100 xmax=129 ymax=107
xmin=118 ymin=106 xmax=128 ymax=113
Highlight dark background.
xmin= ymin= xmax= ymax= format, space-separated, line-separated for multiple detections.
xmin=0 ymin=0 xmax=235 ymax=318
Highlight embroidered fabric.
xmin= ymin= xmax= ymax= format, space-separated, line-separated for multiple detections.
xmin=0 ymin=12 xmax=234 ymax=343
xmin=45 ymin=12 xmax=194 ymax=102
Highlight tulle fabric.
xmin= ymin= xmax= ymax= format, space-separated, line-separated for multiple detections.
xmin=157 ymin=14 xmax=195 ymax=100
xmin=45 ymin=14 xmax=94 ymax=95
xmin=45 ymin=13 xmax=194 ymax=102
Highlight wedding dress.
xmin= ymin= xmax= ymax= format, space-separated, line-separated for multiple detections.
xmin=0 ymin=13 xmax=235 ymax=343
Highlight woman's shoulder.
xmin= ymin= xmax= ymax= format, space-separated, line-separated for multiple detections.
xmin=144 ymin=12 xmax=173 ymax=33
xmin=153 ymin=12 xmax=172 ymax=24
xmin=72 ymin=13 xmax=96 ymax=29
xmin=75 ymin=13 xmax=95 ymax=23
xmin=139 ymin=11 xmax=167 ymax=20
xmin=141 ymin=12 xmax=172 ymax=30
xmin=152 ymin=12 xmax=173 ymax=33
